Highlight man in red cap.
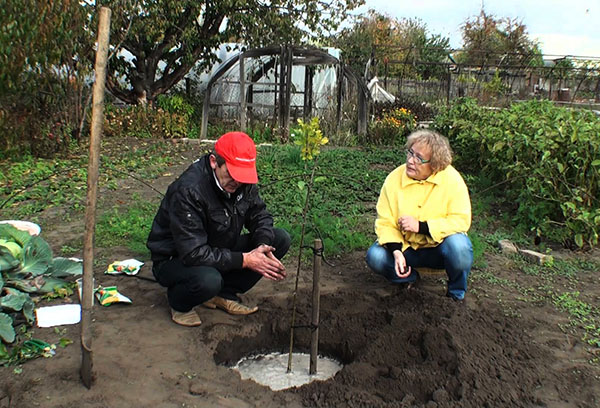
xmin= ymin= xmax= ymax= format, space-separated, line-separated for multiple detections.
xmin=147 ymin=132 xmax=290 ymax=326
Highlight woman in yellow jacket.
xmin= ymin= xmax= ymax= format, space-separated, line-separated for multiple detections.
xmin=365 ymin=129 xmax=473 ymax=301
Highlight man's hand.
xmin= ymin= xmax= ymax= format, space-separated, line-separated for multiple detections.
xmin=398 ymin=215 xmax=419 ymax=233
xmin=392 ymin=249 xmax=411 ymax=278
xmin=243 ymin=244 xmax=286 ymax=281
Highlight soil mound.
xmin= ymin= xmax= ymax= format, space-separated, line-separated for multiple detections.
xmin=215 ymin=286 xmax=547 ymax=408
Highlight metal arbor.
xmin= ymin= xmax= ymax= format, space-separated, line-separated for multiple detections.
xmin=200 ymin=45 xmax=369 ymax=139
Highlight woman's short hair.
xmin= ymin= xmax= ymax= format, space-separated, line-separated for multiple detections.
xmin=405 ymin=129 xmax=453 ymax=173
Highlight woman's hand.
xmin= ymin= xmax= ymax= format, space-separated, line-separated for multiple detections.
xmin=392 ymin=249 xmax=412 ymax=278
xmin=398 ymin=215 xmax=419 ymax=233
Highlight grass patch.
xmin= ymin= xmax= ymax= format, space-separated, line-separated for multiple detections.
xmin=0 ymin=140 xmax=190 ymax=220
xmin=553 ymin=290 xmax=600 ymax=347
xmin=553 ymin=291 xmax=592 ymax=319
xmin=259 ymin=145 xmax=396 ymax=258
xmin=95 ymin=196 xmax=157 ymax=255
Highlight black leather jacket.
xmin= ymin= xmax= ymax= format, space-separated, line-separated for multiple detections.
xmin=146 ymin=154 xmax=274 ymax=271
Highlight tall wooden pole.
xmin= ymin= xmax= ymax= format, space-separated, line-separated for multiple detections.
xmin=309 ymin=239 xmax=322 ymax=375
xmin=81 ymin=6 xmax=111 ymax=389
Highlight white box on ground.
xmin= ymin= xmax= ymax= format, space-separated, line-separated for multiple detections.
xmin=35 ymin=304 xmax=81 ymax=328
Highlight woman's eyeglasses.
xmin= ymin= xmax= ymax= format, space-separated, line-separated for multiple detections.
xmin=406 ymin=148 xmax=430 ymax=165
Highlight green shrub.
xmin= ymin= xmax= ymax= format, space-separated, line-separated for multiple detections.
xmin=104 ymin=102 xmax=192 ymax=139
xmin=482 ymin=71 xmax=508 ymax=101
xmin=367 ymin=107 xmax=416 ymax=145
xmin=433 ymin=98 xmax=600 ymax=247
xmin=373 ymin=97 xmax=438 ymax=122
xmin=1 ymin=76 xmax=85 ymax=158
xmin=156 ymin=94 xmax=194 ymax=118
xmin=247 ymin=122 xmax=277 ymax=144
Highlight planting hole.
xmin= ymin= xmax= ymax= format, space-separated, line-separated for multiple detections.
xmin=214 ymin=313 xmax=349 ymax=391
xmin=233 ymin=351 xmax=342 ymax=391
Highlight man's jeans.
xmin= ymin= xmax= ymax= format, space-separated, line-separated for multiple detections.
xmin=153 ymin=228 xmax=291 ymax=312
xmin=365 ymin=233 xmax=473 ymax=300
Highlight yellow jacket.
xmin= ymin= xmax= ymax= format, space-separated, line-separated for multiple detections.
xmin=375 ymin=164 xmax=471 ymax=251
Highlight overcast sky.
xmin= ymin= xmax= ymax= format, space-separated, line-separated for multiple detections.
xmin=354 ymin=0 xmax=599 ymax=58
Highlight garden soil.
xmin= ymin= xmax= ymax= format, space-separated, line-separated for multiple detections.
xmin=1 ymin=140 xmax=599 ymax=408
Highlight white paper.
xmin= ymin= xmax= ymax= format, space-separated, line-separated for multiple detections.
xmin=35 ymin=304 xmax=81 ymax=328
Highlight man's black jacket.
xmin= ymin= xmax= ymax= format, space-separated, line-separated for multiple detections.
xmin=146 ymin=154 xmax=274 ymax=271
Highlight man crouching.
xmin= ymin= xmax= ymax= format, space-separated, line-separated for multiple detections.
xmin=147 ymin=132 xmax=290 ymax=326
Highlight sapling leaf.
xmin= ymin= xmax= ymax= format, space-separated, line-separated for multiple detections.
xmin=0 ymin=313 xmax=15 ymax=343
xmin=21 ymin=236 xmax=52 ymax=276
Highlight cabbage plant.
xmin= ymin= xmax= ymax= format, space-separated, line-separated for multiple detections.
xmin=0 ymin=224 xmax=82 ymax=343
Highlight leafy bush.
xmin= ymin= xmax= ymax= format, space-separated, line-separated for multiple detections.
xmin=1 ymin=79 xmax=85 ymax=159
xmin=246 ymin=122 xmax=277 ymax=144
xmin=367 ymin=107 xmax=416 ymax=145
xmin=482 ymin=71 xmax=508 ymax=100
xmin=104 ymin=102 xmax=192 ymax=139
xmin=373 ymin=96 xmax=438 ymax=122
xmin=156 ymin=94 xmax=194 ymax=118
xmin=433 ymin=98 xmax=600 ymax=247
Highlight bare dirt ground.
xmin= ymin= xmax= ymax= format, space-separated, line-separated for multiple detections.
xmin=1 ymin=141 xmax=599 ymax=408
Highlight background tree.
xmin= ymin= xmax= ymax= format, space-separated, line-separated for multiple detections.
xmin=0 ymin=0 xmax=91 ymax=154
xmin=92 ymin=0 xmax=363 ymax=105
xmin=396 ymin=18 xmax=451 ymax=80
xmin=333 ymin=11 xmax=450 ymax=80
xmin=458 ymin=9 xmax=541 ymax=68
xmin=332 ymin=10 xmax=395 ymax=77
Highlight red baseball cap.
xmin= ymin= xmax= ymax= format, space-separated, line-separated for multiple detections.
xmin=214 ymin=132 xmax=258 ymax=184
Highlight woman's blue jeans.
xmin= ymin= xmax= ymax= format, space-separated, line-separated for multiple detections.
xmin=365 ymin=233 xmax=473 ymax=300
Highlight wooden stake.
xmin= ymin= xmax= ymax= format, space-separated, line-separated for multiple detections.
xmin=81 ymin=6 xmax=111 ymax=389
xmin=287 ymin=157 xmax=319 ymax=373
xmin=309 ymin=239 xmax=322 ymax=375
